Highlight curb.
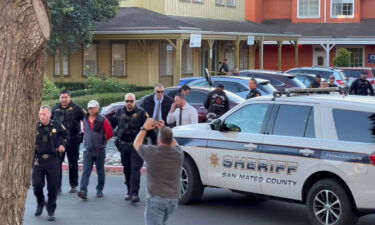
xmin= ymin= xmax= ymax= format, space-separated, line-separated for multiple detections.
xmin=62 ymin=163 xmax=147 ymax=174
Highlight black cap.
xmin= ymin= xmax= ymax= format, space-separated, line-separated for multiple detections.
xmin=316 ymin=74 xmax=321 ymax=78
xmin=217 ymin=83 xmax=224 ymax=89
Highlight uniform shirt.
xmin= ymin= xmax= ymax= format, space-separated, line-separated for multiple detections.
xmin=35 ymin=120 xmax=69 ymax=155
xmin=52 ymin=102 xmax=85 ymax=137
xmin=167 ymin=103 xmax=198 ymax=126
xmin=349 ymin=78 xmax=375 ymax=96
xmin=309 ymin=81 xmax=321 ymax=88
xmin=246 ymin=88 xmax=262 ymax=99
xmin=139 ymin=144 xmax=184 ymax=199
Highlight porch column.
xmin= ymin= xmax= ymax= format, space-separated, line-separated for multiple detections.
xmin=292 ymin=40 xmax=299 ymax=67
xmin=174 ymin=38 xmax=183 ymax=85
xmin=320 ymin=43 xmax=335 ymax=67
xmin=259 ymin=39 xmax=264 ymax=69
xmin=277 ymin=40 xmax=283 ymax=71
xmin=207 ymin=39 xmax=215 ymax=74
xmin=234 ymin=37 xmax=241 ymax=69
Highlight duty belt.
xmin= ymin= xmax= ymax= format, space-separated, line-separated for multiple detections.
xmin=38 ymin=154 xmax=55 ymax=160
xmin=119 ymin=141 xmax=133 ymax=145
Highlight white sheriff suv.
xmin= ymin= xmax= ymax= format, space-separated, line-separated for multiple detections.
xmin=174 ymin=89 xmax=375 ymax=225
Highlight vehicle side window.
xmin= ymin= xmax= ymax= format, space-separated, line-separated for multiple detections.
xmin=305 ymin=110 xmax=315 ymax=138
xmin=186 ymin=90 xmax=207 ymax=104
xmin=166 ymin=90 xmax=178 ymax=99
xmin=193 ymin=81 xmax=210 ymax=87
xmin=272 ymin=105 xmax=313 ymax=137
xmin=224 ymin=104 xmax=270 ymax=134
xmin=333 ymin=109 xmax=374 ymax=143
xmin=288 ymin=69 xmax=300 ymax=74
xmin=214 ymin=81 xmax=241 ymax=93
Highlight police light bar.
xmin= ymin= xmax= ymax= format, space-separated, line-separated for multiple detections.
xmin=285 ymin=87 xmax=341 ymax=96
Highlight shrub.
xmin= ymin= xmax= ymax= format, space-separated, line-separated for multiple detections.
xmin=43 ymin=77 xmax=61 ymax=101
xmin=42 ymin=90 xmax=153 ymax=109
xmin=334 ymin=48 xmax=352 ymax=67
xmin=55 ymin=82 xmax=86 ymax=91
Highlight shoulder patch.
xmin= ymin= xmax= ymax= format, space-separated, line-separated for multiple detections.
xmin=61 ymin=124 xmax=67 ymax=130
xmin=145 ymin=112 xmax=149 ymax=118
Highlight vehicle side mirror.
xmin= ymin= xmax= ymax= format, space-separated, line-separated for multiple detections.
xmin=224 ymin=123 xmax=241 ymax=132
xmin=210 ymin=119 xmax=223 ymax=131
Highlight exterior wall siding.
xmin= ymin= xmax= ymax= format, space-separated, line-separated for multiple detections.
xmin=361 ymin=0 xmax=375 ymax=19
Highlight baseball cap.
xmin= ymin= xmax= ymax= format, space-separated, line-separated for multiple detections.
xmin=87 ymin=100 xmax=99 ymax=109
xmin=329 ymin=75 xmax=335 ymax=79
xmin=316 ymin=74 xmax=322 ymax=78
xmin=217 ymin=83 xmax=225 ymax=89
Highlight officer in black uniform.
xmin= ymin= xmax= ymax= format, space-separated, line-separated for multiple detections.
xmin=33 ymin=106 xmax=69 ymax=221
xmin=246 ymin=78 xmax=262 ymax=99
xmin=111 ymin=93 xmax=148 ymax=203
xmin=349 ymin=72 xmax=374 ymax=96
xmin=309 ymin=74 xmax=322 ymax=88
xmin=52 ymin=90 xmax=85 ymax=194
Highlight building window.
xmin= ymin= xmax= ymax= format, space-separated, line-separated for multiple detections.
xmin=227 ymin=0 xmax=236 ymax=7
xmin=84 ymin=44 xmax=97 ymax=76
xmin=54 ymin=49 xmax=69 ymax=76
xmin=182 ymin=44 xmax=194 ymax=74
xmin=193 ymin=0 xmax=204 ymax=3
xmin=331 ymin=0 xmax=354 ymax=18
xmin=160 ymin=44 xmax=174 ymax=76
xmin=298 ymin=0 xmax=320 ymax=18
xmin=240 ymin=47 xmax=249 ymax=70
xmin=216 ymin=0 xmax=225 ymax=6
xmin=111 ymin=43 xmax=126 ymax=77
xmin=179 ymin=0 xmax=191 ymax=2
xmin=346 ymin=47 xmax=364 ymax=67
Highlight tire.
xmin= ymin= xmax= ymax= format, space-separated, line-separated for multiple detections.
xmin=179 ymin=157 xmax=204 ymax=205
xmin=306 ymin=179 xmax=358 ymax=225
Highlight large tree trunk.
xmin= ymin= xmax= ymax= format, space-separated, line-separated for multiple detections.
xmin=0 ymin=1 xmax=50 ymax=224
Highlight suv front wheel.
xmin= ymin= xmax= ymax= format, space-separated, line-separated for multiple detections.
xmin=179 ymin=157 xmax=204 ymax=205
xmin=306 ymin=179 xmax=358 ymax=225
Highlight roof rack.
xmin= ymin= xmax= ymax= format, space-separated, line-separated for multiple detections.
xmin=284 ymin=87 xmax=342 ymax=97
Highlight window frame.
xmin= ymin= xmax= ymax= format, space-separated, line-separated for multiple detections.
xmin=330 ymin=0 xmax=355 ymax=18
xmin=297 ymin=0 xmax=321 ymax=19
xmin=159 ymin=43 xmax=175 ymax=77
xmin=83 ymin=43 xmax=98 ymax=76
xmin=227 ymin=0 xmax=236 ymax=8
xmin=182 ymin=44 xmax=194 ymax=75
xmin=110 ymin=42 xmax=127 ymax=77
xmin=54 ymin=49 xmax=70 ymax=76
xmin=193 ymin=0 xmax=204 ymax=3
xmin=215 ymin=0 xmax=226 ymax=6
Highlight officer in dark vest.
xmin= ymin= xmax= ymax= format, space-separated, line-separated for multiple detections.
xmin=52 ymin=90 xmax=85 ymax=194
xmin=349 ymin=72 xmax=375 ymax=96
xmin=33 ymin=106 xmax=69 ymax=221
xmin=77 ymin=100 xmax=113 ymax=200
xmin=246 ymin=78 xmax=262 ymax=99
xmin=111 ymin=93 xmax=148 ymax=203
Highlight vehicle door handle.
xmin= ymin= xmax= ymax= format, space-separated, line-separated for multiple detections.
xmin=244 ymin=143 xmax=258 ymax=151
xmin=299 ymin=148 xmax=315 ymax=156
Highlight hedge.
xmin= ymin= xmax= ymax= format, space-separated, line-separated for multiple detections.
xmin=42 ymin=90 xmax=153 ymax=108
xmin=55 ymin=82 xmax=86 ymax=91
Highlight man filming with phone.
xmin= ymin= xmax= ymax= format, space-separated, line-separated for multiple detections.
xmin=111 ymin=93 xmax=149 ymax=203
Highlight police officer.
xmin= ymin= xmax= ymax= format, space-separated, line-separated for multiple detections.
xmin=349 ymin=72 xmax=374 ymax=96
xmin=111 ymin=93 xmax=148 ymax=203
xmin=246 ymin=78 xmax=262 ymax=99
xmin=52 ymin=90 xmax=85 ymax=194
xmin=309 ymin=74 xmax=322 ymax=88
xmin=33 ymin=106 xmax=69 ymax=221
xmin=204 ymin=83 xmax=230 ymax=118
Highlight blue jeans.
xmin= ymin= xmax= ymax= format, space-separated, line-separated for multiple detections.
xmin=79 ymin=149 xmax=106 ymax=193
xmin=145 ymin=197 xmax=179 ymax=225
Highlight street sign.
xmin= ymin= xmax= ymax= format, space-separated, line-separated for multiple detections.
xmin=247 ymin=36 xmax=255 ymax=45
xmin=190 ymin=34 xmax=202 ymax=48
xmin=368 ymin=54 xmax=375 ymax=63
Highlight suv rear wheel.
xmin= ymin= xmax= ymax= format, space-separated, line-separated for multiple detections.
xmin=306 ymin=179 xmax=358 ymax=225
xmin=179 ymin=157 xmax=204 ymax=205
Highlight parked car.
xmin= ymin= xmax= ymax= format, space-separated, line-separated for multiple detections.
xmin=179 ymin=76 xmax=277 ymax=99
xmin=174 ymin=88 xmax=375 ymax=225
xmin=101 ymin=87 xmax=245 ymax=123
xmin=286 ymin=67 xmax=347 ymax=87
xmin=293 ymin=73 xmax=317 ymax=88
xmin=338 ymin=67 xmax=375 ymax=87
xmin=237 ymin=70 xmax=306 ymax=92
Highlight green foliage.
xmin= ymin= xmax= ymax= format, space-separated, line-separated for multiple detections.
xmin=42 ymin=90 xmax=153 ymax=109
xmin=55 ymin=82 xmax=86 ymax=91
xmin=43 ymin=77 xmax=61 ymax=100
xmin=334 ymin=48 xmax=352 ymax=67
xmin=47 ymin=0 xmax=119 ymax=55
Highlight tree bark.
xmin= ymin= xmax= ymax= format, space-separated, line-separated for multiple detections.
xmin=0 ymin=1 xmax=50 ymax=224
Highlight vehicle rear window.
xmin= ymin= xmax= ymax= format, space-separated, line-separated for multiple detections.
xmin=333 ymin=109 xmax=374 ymax=143
xmin=344 ymin=70 xmax=365 ymax=78
xmin=249 ymin=74 xmax=284 ymax=86
xmin=186 ymin=90 xmax=207 ymax=104
xmin=272 ymin=105 xmax=315 ymax=138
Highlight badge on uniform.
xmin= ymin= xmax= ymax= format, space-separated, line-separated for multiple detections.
xmin=52 ymin=128 xmax=57 ymax=134
xmin=68 ymin=107 xmax=73 ymax=111
xmin=132 ymin=113 xmax=138 ymax=118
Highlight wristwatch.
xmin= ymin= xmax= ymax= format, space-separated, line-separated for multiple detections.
xmin=140 ymin=127 xmax=148 ymax=131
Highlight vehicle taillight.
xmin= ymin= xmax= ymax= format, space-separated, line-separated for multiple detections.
xmin=336 ymin=80 xmax=344 ymax=86
xmin=370 ymin=80 xmax=375 ymax=85
xmin=370 ymin=153 xmax=375 ymax=166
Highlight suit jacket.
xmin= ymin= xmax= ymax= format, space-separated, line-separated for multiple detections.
xmin=140 ymin=94 xmax=174 ymax=125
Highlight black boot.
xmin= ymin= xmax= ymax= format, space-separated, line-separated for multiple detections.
xmin=131 ymin=194 xmax=140 ymax=203
xmin=34 ymin=202 xmax=45 ymax=216
xmin=47 ymin=212 xmax=55 ymax=221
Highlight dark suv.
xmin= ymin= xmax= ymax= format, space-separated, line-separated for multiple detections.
xmin=237 ymin=70 xmax=305 ymax=92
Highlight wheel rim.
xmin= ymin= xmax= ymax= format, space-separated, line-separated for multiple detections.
xmin=181 ymin=167 xmax=188 ymax=195
xmin=313 ymin=190 xmax=341 ymax=225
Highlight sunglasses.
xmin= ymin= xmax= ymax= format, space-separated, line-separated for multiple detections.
xmin=156 ymin=91 xmax=164 ymax=93
xmin=125 ymin=100 xmax=134 ymax=103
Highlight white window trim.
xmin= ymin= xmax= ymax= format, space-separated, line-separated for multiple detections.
xmin=297 ymin=0 xmax=321 ymax=19
xmin=330 ymin=0 xmax=355 ymax=19
xmin=111 ymin=43 xmax=127 ymax=77
xmin=336 ymin=45 xmax=365 ymax=67
xmin=227 ymin=0 xmax=236 ymax=8
xmin=83 ymin=44 xmax=98 ymax=76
